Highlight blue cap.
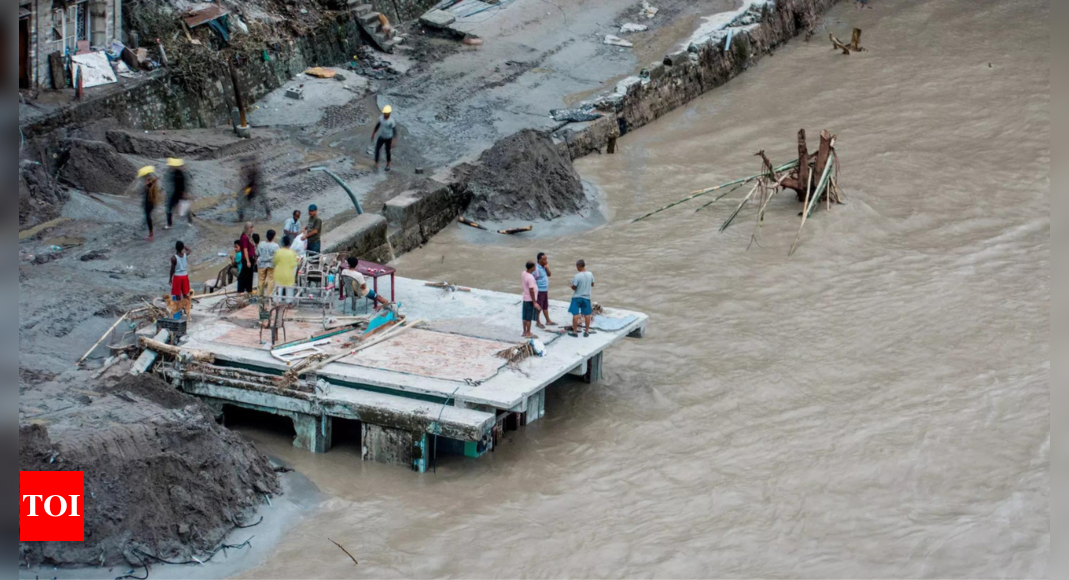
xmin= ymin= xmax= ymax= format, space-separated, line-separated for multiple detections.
xmin=308 ymin=204 xmax=318 ymax=211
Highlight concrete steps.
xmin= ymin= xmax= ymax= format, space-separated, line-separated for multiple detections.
xmin=351 ymin=2 xmax=397 ymax=53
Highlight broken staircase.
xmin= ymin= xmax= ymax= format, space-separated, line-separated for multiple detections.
xmin=351 ymin=2 xmax=399 ymax=53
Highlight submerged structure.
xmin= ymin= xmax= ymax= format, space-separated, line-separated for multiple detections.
xmin=133 ymin=277 xmax=648 ymax=472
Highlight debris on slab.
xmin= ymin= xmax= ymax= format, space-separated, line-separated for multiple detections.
xmin=304 ymin=67 xmax=338 ymax=79
xmin=604 ymin=35 xmax=634 ymax=48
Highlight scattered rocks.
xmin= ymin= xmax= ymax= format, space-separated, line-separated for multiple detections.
xmin=79 ymin=249 xmax=110 ymax=262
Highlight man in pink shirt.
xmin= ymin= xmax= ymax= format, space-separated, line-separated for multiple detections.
xmin=521 ymin=260 xmax=542 ymax=338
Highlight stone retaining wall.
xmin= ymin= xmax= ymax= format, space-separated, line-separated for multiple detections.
xmin=555 ymin=0 xmax=839 ymax=159
xmin=376 ymin=0 xmax=840 ymax=258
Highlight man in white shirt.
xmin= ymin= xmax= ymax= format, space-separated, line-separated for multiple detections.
xmin=283 ymin=210 xmax=302 ymax=241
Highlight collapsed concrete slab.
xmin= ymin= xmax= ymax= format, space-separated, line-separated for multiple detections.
xmin=138 ymin=277 xmax=648 ymax=472
xmin=420 ymin=9 xmax=456 ymax=29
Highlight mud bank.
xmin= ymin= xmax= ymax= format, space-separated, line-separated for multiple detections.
xmin=19 ymin=374 xmax=280 ymax=569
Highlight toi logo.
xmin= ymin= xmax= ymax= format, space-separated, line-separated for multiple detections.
xmin=20 ymin=471 xmax=85 ymax=541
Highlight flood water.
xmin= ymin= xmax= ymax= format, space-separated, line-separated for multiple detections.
xmin=236 ymin=0 xmax=1049 ymax=577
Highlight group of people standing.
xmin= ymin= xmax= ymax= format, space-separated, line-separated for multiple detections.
xmin=166 ymin=203 xmax=324 ymax=304
xmin=139 ymin=158 xmax=193 ymax=241
xmin=230 ymin=203 xmax=323 ymax=298
xmin=521 ymin=254 xmax=596 ymax=339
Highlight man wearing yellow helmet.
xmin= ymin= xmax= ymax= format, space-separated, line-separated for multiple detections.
xmin=138 ymin=166 xmax=162 ymax=241
xmin=371 ymin=105 xmax=397 ymax=172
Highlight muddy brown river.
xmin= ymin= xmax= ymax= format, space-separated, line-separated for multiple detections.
xmin=235 ymin=0 xmax=1048 ymax=576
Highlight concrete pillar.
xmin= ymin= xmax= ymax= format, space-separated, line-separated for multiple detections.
xmin=90 ymin=1 xmax=107 ymax=45
xmin=628 ymin=324 xmax=646 ymax=339
xmin=525 ymin=390 xmax=546 ymax=424
xmin=583 ymin=352 xmax=604 ymax=384
xmin=291 ymin=413 xmax=332 ymax=453
xmin=362 ymin=424 xmax=427 ymax=472
xmin=200 ymin=398 xmax=226 ymax=423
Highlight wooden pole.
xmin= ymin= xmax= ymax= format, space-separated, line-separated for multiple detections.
xmin=229 ymin=59 xmax=248 ymax=127
xmin=77 ymin=313 xmax=128 ymax=366
xmin=131 ymin=329 xmax=170 ymax=375
xmin=139 ymin=336 xmax=216 ymax=363
xmin=497 ymin=225 xmax=533 ymax=235
xmin=789 ymin=151 xmax=835 ymax=256
xmin=458 ymin=216 xmax=487 ymax=230
xmin=719 ymin=182 xmax=762 ymax=232
xmin=850 ymin=28 xmax=865 ymax=52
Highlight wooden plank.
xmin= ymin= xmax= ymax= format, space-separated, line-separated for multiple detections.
xmin=130 ymin=330 xmax=169 ymax=375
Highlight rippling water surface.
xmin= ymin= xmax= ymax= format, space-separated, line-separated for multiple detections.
xmin=237 ymin=0 xmax=1049 ymax=576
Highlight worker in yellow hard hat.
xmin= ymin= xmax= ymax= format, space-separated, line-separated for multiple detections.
xmin=371 ymin=105 xmax=397 ymax=172
xmin=164 ymin=158 xmax=192 ymax=229
xmin=139 ymin=166 xmax=161 ymax=241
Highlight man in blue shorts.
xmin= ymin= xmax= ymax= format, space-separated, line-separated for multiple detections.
xmin=568 ymin=259 xmax=595 ymax=337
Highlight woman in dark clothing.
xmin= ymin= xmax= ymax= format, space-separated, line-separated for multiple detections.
xmin=165 ymin=158 xmax=192 ymax=228
xmin=237 ymin=222 xmax=257 ymax=294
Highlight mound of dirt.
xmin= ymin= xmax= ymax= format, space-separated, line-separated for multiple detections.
xmin=460 ymin=129 xmax=586 ymax=221
xmin=19 ymin=374 xmax=279 ymax=569
xmin=60 ymin=139 xmax=138 ymax=195
xmin=19 ymin=160 xmax=68 ymax=229
xmin=107 ymin=129 xmax=217 ymax=159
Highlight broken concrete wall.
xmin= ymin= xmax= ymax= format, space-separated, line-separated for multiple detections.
xmin=324 ymin=213 xmax=393 ymax=263
xmin=383 ymin=181 xmax=471 ymax=254
xmin=556 ymin=0 xmax=840 ymax=157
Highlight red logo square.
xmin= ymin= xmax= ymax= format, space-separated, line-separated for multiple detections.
xmin=20 ymin=471 xmax=85 ymax=541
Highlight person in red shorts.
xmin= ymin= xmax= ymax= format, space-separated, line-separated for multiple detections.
xmin=169 ymin=241 xmax=192 ymax=300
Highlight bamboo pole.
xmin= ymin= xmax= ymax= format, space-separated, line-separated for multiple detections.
xmin=633 ymin=159 xmax=799 ymax=223
xmin=719 ymin=182 xmax=762 ymax=232
xmin=693 ymin=181 xmax=746 ymax=213
xmin=789 ymin=152 xmax=835 ymax=256
xmin=804 ymin=151 xmax=835 ymax=220
xmin=747 ymin=175 xmax=789 ymax=248
xmin=77 ymin=313 xmax=128 ymax=366
xmin=458 ymin=216 xmax=487 ymax=230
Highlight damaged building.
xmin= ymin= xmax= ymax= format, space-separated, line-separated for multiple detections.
xmin=20 ymin=0 xmax=124 ymax=89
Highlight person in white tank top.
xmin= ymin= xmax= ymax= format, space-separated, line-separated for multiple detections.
xmin=170 ymin=240 xmax=192 ymax=300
